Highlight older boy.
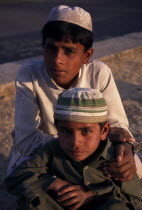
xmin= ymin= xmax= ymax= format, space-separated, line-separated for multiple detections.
xmin=5 ymin=88 xmax=142 ymax=210
xmin=8 ymin=5 xmax=139 ymax=180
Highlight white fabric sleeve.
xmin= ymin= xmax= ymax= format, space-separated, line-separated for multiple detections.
xmin=14 ymin=65 xmax=57 ymax=156
xmin=94 ymin=61 xmax=133 ymax=138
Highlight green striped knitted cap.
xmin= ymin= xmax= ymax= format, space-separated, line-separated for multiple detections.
xmin=54 ymin=88 xmax=107 ymax=123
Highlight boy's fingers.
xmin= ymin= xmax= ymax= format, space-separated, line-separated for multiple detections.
xmin=108 ymin=127 xmax=135 ymax=143
xmin=58 ymin=185 xmax=76 ymax=195
xmin=58 ymin=189 xmax=76 ymax=202
xmin=104 ymin=161 xmax=128 ymax=172
xmin=115 ymin=144 xmax=125 ymax=162
xmin=59 ymin=197 xmax=78 ymax=207
xmin=108 ymin=165 xmax=136 ymax=182
xmin=104 ymin=146 xmax=136 ymax=181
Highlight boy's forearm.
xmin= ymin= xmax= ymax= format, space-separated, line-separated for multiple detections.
xmin=10 ymin=131 xmax=57 ymax=171
xmin=5 ymin=148 xmax=55 ymax=197
xmin=5 ymin=169 xmax=61 ymax=202
xmin=14 ymin=81 xmax=57 ymax=155
xmin=9 ymin=72 xmax=58 ymax=172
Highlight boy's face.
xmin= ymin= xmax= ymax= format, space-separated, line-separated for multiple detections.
xmin=57 ymin=121 xmax=109 ymax=161
xmin=43 ymin=38 xmax=93 ymax=89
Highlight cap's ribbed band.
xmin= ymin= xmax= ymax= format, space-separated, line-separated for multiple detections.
xmin=54 ymin=114 xmax=107 ymax=123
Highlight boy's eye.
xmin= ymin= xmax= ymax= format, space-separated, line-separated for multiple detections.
xmin=45 ymin=44 xmax=56 ymax=51
xmin=60 ymin=129 xmax=71 ymax=135
xmin=82 ymin=129 xmax=92 ymax=136
xmin=64 ymin=49 xmax=75 ymax=55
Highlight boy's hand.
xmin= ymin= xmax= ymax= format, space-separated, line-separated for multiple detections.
xmin=57 ymin=185 xmax=94 ymax=210
xmin=108 ymin=127 xmax=135 ymax=143
xmin=104 ymin=143 xmax=136 ymax=181
xmin=48 ymin=178 xmax=71 ymax=193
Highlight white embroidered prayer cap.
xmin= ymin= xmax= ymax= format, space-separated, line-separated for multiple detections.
xmin=47 ymin=5 xmax=93 ymax=32
xmin=54 ymin=88 xmax=107 ymax=123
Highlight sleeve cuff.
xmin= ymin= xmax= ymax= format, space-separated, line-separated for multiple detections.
xmin=39 ymin=174 xmax=57 ymax=192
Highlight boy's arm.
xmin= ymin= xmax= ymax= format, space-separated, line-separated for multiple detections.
xmin=95 ymin=62 xmax=137 ymax=180
xmin=8 ymin=64 xmax=58 ymax=171
xmin=14 ymin=65 xmax=57 ymax=153
xmin=54 ymin=184 xmax=95 ymax=209
xmin=54 ymin=174 xmax=141 ymax=209
xmin=95 ymin=61 xmax=134 ymax=141
xmin=5 ymin=145 xmax=71 ymax=207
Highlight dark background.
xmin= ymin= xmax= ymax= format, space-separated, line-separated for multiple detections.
xmin=0 ymin=0 xmax=142 ymax=63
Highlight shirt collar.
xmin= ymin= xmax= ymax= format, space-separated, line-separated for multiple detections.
xmin=81 ymin=138 xmax=115 ymax=165
xmin=100 ymin=138 xmax=115 ymax=160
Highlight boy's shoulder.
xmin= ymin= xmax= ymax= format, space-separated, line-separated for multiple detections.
xmin=31 ymin=138 xmax=60 ymax=158
xmin=16 ymin=58 xmax=45 ymax=80
xmin=44 ymin=137 xmax=60 ymax=150
xmin=87 ymin=59 xmax=111 ymax=71
xmin=82 ymin=59 xmax=112 ymax=78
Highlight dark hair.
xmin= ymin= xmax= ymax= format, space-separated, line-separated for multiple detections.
xmin=99 ymin=121 xmax=107 ymax=131
xmin=54 ymin=119 xmax=107 ymax=131
xmin=41 ymin=21 xmax=93 ymax=51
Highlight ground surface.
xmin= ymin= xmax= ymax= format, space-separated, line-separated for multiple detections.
xmin=0 ymin=46 xmax=142 ymax=209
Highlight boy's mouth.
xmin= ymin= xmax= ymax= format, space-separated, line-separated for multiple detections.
xmin=50 ymin=69 xmax=67 ymax=78
xmin=54 ymin=70 xmax=66 ymax=75
xmin=51 ymin=68 xmax=66 ymax=73
xmin=70 ymin=149 xmax=83 ymax=155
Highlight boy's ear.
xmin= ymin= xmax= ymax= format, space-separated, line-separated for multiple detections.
xmin=100 ymin=122 xmax=110 ymax=141
xmin=83 ymin=48 xmax=94 ymax=64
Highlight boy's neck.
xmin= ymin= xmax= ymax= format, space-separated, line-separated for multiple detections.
xmin=81 ymin=139 xmax=107 ymax=165
xmin=50 ymin=72 xmax=79 ymax=90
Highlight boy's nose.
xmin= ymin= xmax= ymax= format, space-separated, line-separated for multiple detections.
xmin=54 ymin=50 xmax=64 ymax=65
xmin=71 ymin=133 xmax=82 ymax=147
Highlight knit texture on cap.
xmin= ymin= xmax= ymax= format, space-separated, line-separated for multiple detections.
xmin=54 ymin=88 xmax=107 ymax=123
xmin=47 ymin=5 xmax=93 ymax=32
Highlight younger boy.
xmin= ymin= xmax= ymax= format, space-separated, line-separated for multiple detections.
xmin=5 ymin=88 xmax=142 ymax=210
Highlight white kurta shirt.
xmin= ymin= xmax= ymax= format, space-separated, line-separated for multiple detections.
xmin=7 ymin=58 xmax=131 ymax=172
